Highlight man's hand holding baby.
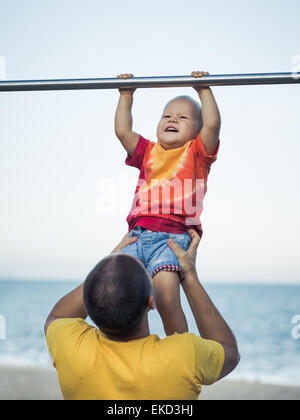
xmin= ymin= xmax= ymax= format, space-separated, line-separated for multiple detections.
xmin=168 ymin=229 xmax=200 ymax=277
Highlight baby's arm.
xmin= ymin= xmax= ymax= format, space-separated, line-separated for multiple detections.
xmin=192 ymin=71 xmax=221 ymax=155
xmin=114 ymin=74 xmax=140 ymax=156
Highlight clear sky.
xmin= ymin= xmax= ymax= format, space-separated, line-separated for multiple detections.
xmin=0 ymin=0 xmax=299 ymax=283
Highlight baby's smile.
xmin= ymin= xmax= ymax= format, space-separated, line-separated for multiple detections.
xmin=165 ymin=125 xmax=179 ymax=133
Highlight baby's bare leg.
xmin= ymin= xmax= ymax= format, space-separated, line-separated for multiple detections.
xmin=152 ymin=271 xmax=188 ymax=335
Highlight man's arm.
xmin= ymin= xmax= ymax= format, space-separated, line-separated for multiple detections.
xmin=192 ymin=71 xmax=221 ymax=156
xmin=114 ymin=74 xmax=140 ymax=156
xmin=44 ymin=284 xmax=87 ymax=334
xmin=44 ymin=234 xmax=138 ymax=335
xmin=168 ymin=230 xmax=240 ymax=380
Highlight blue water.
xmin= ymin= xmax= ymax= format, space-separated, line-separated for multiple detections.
xmin=0 ymin=280 xmax=300 ymax=386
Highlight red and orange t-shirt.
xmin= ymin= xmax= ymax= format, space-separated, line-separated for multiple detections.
xmin=125 ymin=131 xmax=219 ymax=236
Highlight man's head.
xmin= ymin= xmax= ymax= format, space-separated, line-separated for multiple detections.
xmin=83 ymin=254 xmax=154 ymax=339
xmin=156 ymin=96 xmax=203 ymax=150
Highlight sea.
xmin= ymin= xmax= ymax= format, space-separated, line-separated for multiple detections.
xmin=0 ymin=279 xmax=300 ymax=386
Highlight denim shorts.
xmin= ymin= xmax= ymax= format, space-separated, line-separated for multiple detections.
xmin=120 ymin=226 xmax=191 ymax=280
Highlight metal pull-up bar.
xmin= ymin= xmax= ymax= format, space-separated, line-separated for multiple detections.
xmin=0 ymin=72 xmax=299 ymax=92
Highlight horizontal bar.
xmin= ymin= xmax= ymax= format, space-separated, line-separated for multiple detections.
xmin=0 ymin=73 xmax=299 ymax=92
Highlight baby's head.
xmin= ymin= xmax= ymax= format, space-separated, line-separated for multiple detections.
xmin=156 ymin=96 xmax=202 ymax=150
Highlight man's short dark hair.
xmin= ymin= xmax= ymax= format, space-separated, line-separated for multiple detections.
xmin=83 ymin=254 xmax=153 ymax=339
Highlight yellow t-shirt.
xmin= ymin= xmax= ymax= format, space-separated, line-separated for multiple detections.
xmin=46 ymin=318 xmax=224 ymax=400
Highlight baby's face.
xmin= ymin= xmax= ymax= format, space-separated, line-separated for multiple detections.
xmin=156 ymin=99 xmax=200 ymax=150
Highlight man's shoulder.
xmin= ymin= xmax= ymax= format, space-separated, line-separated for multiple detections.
xmin=158 ymin=332 xmax=222 ymax=354
xmin=46 ymin=318 xmax=91 ymax=342
xmin=158 ymin=332 xmax=199 ymax=348
xmin=46 ymin=318 xmax=96 ymax=362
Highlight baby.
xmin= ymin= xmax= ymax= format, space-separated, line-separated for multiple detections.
xmin=115 ymin=71 xmax=221 ymax=335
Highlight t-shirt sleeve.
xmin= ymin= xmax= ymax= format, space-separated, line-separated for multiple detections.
xmin=194 ymin=130 xmax=220 ymax=167
xmin=191 ymin=335 xmax=225 ymax=385
xmin=46 ymin=318 xmax=90 ymax=367
xmin=125 ymin=135 xmax=150 ymax=170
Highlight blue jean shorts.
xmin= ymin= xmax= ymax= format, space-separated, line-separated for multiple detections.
xmin=120 ymin=226 xmax=191 ymax=280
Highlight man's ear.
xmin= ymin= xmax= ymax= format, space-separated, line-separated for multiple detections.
xmin=147 ymin=295 xmax=156 ymax=311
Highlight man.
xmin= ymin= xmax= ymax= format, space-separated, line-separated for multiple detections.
xmin=45 ymin=230 xmax=239 ymax=400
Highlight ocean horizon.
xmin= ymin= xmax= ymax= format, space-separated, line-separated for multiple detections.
xmin=0 ymin=279 xmax=300 ymax=386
